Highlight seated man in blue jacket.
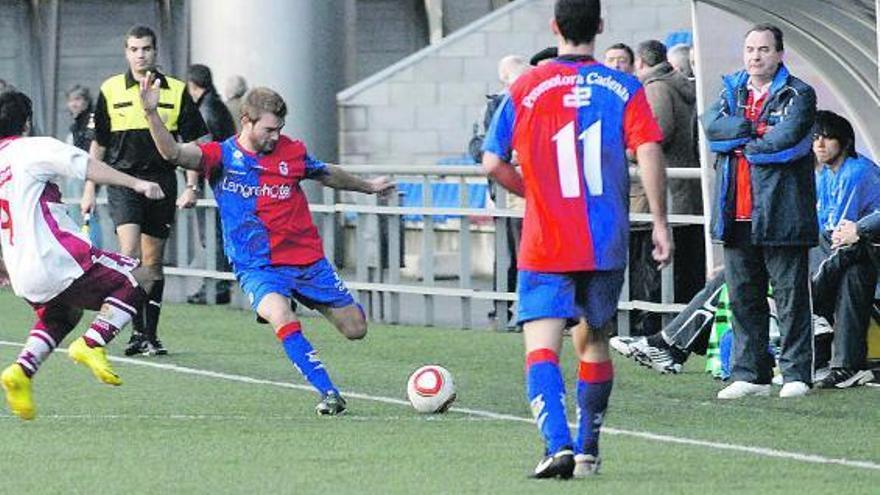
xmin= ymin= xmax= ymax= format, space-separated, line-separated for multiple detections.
xmin=704 ymin=24 xmax=818 ymax=399
xmin=814 ymin=110 xmax=880 ymax=388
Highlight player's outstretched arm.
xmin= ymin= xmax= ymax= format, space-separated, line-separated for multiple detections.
xmin=138 ymin=71 xmax=203 ymax=171
xmin=318 ymin=165 xmax=395 ymax=196
xmin=636 ymin=141 xmax=673 ymax=268
xmin=80 ymin=140 xmax=106 ymax=215
xmin=482 ymin=152 xmax=524 ymax=197
xmin=85 ymin=158 xmax=165 ymax=201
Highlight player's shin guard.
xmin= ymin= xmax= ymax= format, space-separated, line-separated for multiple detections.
xmin=144 ymin=279 xmax=164 ymax=339
xmin=83 ymin=297 xmax=139 ymax=348
xmin=526 ymin=349 xmax=572 ymax=455
xmin=575 ymin=360 xmax=613 ymax=457
xmin=277 ymin=322 xmax=338 ymax=396
xmin=15 ymin=326 xmax=59 ymax=378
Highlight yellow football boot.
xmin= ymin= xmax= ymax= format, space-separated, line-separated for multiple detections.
xmin=68 ymin=337 xmax=122 ymax=386
xmin=1 ymin=363 xmax=35 ymax=420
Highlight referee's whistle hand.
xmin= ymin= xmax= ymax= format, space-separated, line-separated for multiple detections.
xmin=135 ymin=180 xmax=165 ymax=200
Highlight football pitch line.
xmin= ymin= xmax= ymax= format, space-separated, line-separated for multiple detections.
xmin=1 ymin=340 xmax=878 ymax=472
xmin=0 ymin=413 xmax=499 ymax=422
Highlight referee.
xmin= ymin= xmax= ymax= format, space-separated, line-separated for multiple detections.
xmin=81 ymin=25 xmax=207 ymax=356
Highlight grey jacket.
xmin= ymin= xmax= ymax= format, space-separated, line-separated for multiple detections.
xmin=637 ymin=62 xmax=701 ymax=215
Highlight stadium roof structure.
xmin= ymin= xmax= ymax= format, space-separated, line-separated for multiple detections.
xmin=694 ymin=0 xmax=879 ymax=157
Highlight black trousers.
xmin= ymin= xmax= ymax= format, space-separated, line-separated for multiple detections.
xmin=629 ymin=225 xmax=707 ymax=336
xmin=661 ymin=272 xmax=725 ymax=354
xmin=811 ymin=237 xmax=877 ymax=370
xmin=490 ymin=217 xmax=522 ymax=320
xmin=195 ymin=205 xmax=231 ymax=296
xmin=724 ymin=223 xmax=813 ymax=384
xmin=629 ymin=227 xmax=661 ymax=335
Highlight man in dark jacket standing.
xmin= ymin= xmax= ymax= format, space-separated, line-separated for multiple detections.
xmin=704 ymin=24 xmax=817 ymax=399
xmin=186 ymin=65 xmax=236 ymax=143
xmin=185 ymin=64 xmax=237 ymax=304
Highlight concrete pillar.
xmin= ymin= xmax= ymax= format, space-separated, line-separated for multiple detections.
xmin=190 ymin=0 xmax=351 ymax=162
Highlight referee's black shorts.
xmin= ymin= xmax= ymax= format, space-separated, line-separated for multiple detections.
xmin=107 ymin=171 xmax=177 ymax=239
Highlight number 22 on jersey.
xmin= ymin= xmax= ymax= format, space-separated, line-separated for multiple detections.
xmin=552 ymin=120 xmax=602 ymax=198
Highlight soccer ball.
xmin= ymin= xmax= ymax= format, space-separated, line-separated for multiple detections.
xmin=406 ymin=365 xmax=456 ymax=413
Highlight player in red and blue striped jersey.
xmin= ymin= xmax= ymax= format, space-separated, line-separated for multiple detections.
xmin=482 ymin=0 xmax=673 ymax=479
xmin=139 ymin=79 xmax=394 ymax=416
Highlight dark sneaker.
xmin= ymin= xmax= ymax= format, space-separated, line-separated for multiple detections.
xmin=815 ymin=368 xmax=873 ymax=389
xmin=630 ymin=339 xmax=683 ymax=374
xmin=187 ymin=288 xmax=207 ymax=305
xmin=315 ymin=391 xmax=347 ymax=416
xmin=147 ymin=339 xmax=168 ymax=356
xmin=188 ymin=287 xmax=231 ymax=305
xmin=215 ymin=290 xmax=231 ymax=305
xmin=123 ymin=334 xmax=149 ymax=356
xmin=529 ymin=448 xmax=575 ymax=479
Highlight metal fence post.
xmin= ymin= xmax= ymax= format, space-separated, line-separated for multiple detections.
xmin=205 ymin=194 xmax=217 ymax=304
xmin=459 ymin=176 xmax=472 ymax=329
xmin=421 ymin=175 xmax=435 ymax=326
xmin=493 ymin=188 xmax=510 ymax=330
xmin=322 ymin=186 xmax=336 ymax=266
xmin=387 ymin=188 xmax=402 ymax=324
xmin=356 ymin=212 xmax=369 ymax=316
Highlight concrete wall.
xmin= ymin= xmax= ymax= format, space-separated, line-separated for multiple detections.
xmin=355 ymin=0 xmax=429 ymax=82
xmin=338 ymin=0 xmax=691 ymax=166
xmin=0 ymin=2 xmax=31 ymax=93
xmin=191 ymin=0 xmax=349 ymax=162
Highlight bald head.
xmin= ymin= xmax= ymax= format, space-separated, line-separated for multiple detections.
xmin=498 ymin=55 xmax=529 ymax=88
xmin=668 ymin=44 xmax=693 ymax=77
xmin=224 ymin=75 xmax=248 ymax=101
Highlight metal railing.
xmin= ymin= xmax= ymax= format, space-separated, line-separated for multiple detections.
xmin=151 ymin=165 xmax=706 ymax=331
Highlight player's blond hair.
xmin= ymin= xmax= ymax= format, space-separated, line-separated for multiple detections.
xmin=241 ymin=87 xmax=287 ymax=122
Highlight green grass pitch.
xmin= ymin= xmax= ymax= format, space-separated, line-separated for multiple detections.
xmin=0 ymin=289 xmax=877 ymax=494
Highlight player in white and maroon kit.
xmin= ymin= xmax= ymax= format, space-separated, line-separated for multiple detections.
xmin=0 ymin=91 xmax=164 ymax=420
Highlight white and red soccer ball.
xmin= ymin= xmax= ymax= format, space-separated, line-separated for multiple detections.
xmin=407 ymin=365 xmax=456 ymax=414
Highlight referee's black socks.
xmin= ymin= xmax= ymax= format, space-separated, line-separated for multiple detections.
xmin=144 ymin=279 xmax=165 ymax=341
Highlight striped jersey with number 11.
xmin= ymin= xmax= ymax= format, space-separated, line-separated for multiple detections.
xmin=483 ymin=56 xmax=663 ymax=272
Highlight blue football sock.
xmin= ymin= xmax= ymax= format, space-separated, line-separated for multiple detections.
xmin=575 ymin=360 xmax=613 ymax=456
xmin=277 ymin=322 xmax=337 ymax=396
xmin=526 ymin=349 xmax=572 ymax=455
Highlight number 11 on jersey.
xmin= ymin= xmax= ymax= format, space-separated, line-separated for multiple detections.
xmin=552 ymin=120 xmax=602 ymax=198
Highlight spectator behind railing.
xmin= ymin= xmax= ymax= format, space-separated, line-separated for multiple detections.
xmin=223 ymin=75 xmax=248 ymax=133
xmin=603 ymin=42 xmax=634 ymax=74
xmin=635 ymin=40 xmax=705 ymax=312
xmin=63 ymin=84 xmax=102 ymax=248
xmin=667 ymin=43 xmax=693 ymax=80
xmin=469 ymin=54 xmax=529 ymax=328
xmin=184 ymin=64 xmax=238 ymax=306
